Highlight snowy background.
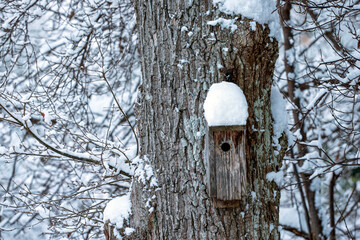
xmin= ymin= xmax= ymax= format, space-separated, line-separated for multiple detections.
xmin=0 ymin=0 xmax=359 ymax=239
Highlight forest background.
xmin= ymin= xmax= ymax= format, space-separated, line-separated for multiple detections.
xmin=0 ymin=0 xmax=359 ymax=239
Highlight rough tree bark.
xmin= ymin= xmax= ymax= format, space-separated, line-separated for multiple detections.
xmin=126 ymin=1 xmax=286 ymax=239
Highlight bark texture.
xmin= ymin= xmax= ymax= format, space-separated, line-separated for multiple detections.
xmin=128 ymin=1 xmax=285 ymax=239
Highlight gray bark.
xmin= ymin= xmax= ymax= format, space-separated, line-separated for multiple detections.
xmin=127 ymin=1 xmax=286 ymax=239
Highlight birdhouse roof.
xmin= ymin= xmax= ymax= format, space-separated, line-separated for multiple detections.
xmin=204 ymin=81 xmax=248 ymax=127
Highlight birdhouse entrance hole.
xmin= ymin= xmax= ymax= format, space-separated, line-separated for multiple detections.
xmin=220 ymin=142 xmax=231 ymax=152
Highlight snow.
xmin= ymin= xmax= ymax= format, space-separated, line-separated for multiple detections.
xmin=133 ymin=156 xmax=158 ymax=188
xmin=251 ymin=191 xmax=256 ymax=200
xmin=104 ymin=157 xmax=157 ymax=236
xmin=20 ymin=94 xmax=31 ymax=103
xmin=249 ymin=21 xmax=257 ymax=31
xmin=2 ymin=97 xmax=134 ymax=175
xmin=107 ymin=145 xmax=137 ymax=174
xmin=35 ymin=205 xmax=50 ymax=218
xmin=299 ymin=151 xmax=321 ymax=174
xmin=124 ymin=227 xmax=135 ymax=235
xmin=41 ymin=110 xmax=54 ymax=125
xmin=89 ymin=94 xmax=112 ymax=122
xmin=103 ymin=192 xmax=132 ymax=229
xmin=271 ymin=86 xmax=289 ymax=152
xmin=22 ymin=112 xmax=32 ymax=121
xmin=271 ymin=87 xmax=287 ymax=136
xmin=212 ymin=0 xmax=281 ymax=40
xmin=266 ymin=171 xmax=284 ymax=187
xmin=207 ymin=17 xmax=238 ymax=32
xmin=204 ymin=82 xmax=248 ymax=126
xmin=269 ymin=223 xmax=274 ymax=233
xmin=279 ymin=207 xmax=308 ymax=233
xmin=181 ymin=26 xmax=188 ymax=32
xmin=0 ymin=146 xmax=7 ymax=154
xmin=305 ymin=88 xmax=328 ymax=110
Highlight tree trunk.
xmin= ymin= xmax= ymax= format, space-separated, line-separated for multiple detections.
xmin=128 ymin=1 xmax=285 ymax=239
xmin=278 ymin=1 xmax=323 ymax=238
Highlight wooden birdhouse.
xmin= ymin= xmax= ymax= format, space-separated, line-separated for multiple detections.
xmin=203 ymin=81 xmax=248 ymax=208
xmin=205 ymin=125 xmax=247 ymax=208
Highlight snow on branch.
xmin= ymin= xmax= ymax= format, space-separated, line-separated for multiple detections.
xmin=0 ymin=98 xmax=134 ymax=177
xmin=103 ymin=192 xmax=135 ymax=237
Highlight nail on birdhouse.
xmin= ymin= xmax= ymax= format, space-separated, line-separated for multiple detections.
xmin=203 ymin=81 xmax=248 ymax=208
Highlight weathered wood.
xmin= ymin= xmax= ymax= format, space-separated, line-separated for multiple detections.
xmin=206 ymin=125 xmax=217 ymax=198
xmin=207 ymin=128 xmax=247 ymax=202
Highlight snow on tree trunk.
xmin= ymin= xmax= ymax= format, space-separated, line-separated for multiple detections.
xmin=127 ymin=1 xmax=286 ymax=239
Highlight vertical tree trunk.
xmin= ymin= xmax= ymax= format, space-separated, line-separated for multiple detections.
xmin=278 ymin=1 xmax=323 ymax=238
xmin=129 ymin=1 xmax=285 ymax=239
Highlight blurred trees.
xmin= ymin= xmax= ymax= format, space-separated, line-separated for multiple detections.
xmin=0 ymin=0 xmax=139 ymax=239
xmin=277 ymin=0 xmax=360 ymax=239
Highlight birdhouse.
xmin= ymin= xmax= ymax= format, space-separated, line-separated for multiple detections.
xmin=205 ymin=125 xmax=247 ymax=208
xmin=203 ymin=81 xmax=248 ymax=208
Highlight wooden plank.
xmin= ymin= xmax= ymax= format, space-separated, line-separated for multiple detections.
xmin=239 ymin=131 xmax=246 ymax=197
xmin=207 ymin=127 xmax=217 ymax=197
xmin=211 ymin=129 xmax=246 ymax=201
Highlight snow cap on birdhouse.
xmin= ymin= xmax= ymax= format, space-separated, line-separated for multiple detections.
xmin=204 ymin=81 xmax=248 ymax=127
xmin=204 ymin=81 xmax=248 ymax=208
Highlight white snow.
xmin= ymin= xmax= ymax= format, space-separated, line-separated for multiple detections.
xmin=133 ymin=156 xmax=158 ymax=188
xmin=269 ymin=223 xmax=274 ymax=233
xmin=212 ymin=0 xmax=280 ymax=40
xmin=179 ymin=59 xmax=189 ymax=64
xmin=35 ymin=205 xmax=50 ymax=218
xmin=204 ymin=82 xmax=248 ymax=126
xmin=0 ymin=146 xmax=7 ymax=154
xmin=266 ymin=171 xmax=284 ymax=187
xmin=251 ymin=191 xmax=257 ymax=200
xmin=249 ymin=21 xmax=257 ymax=31
xmin=124 ymin=228 xmax=135 ymax=235
xmin=22 ymin=112 xmax=32 ymax=121
xmin=271 ymin=86 xmax=289 ymax=152
xmin=299 ymin=151 xmax=321 ymax=174
xmin=20 ymin=94 xmax=31 ymax=103
xmin=280 ymin=207 xmax=308 ymax=233
xmin=305 ymin=88 xmax=328 ymax=110
xmin=41 ymin=110 xmax=54 ymax=125
xmin=181 ymin=26 xmax=188 ymax=32
xmin=103 ymin=192 xmax=132 ymax=229
xmin=207 ymin=17 xmax=238 ymax=32
xmin=107 ymin=145 xmax=137 ymax=174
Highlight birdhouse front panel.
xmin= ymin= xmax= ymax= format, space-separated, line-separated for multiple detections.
xmin=207 ymin=126 xmax=247 ymax=201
